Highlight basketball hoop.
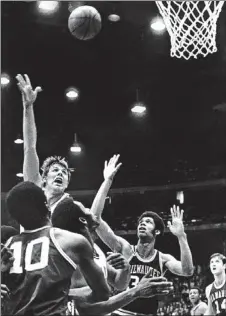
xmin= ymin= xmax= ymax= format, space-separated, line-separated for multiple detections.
xmin=155 ymin=1 xmax=224 ymax=60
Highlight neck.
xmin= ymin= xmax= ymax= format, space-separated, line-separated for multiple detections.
xmin=214 ymin=272 xmax=226 ymax=287
xmin=136 ymin=238 xmax=155 ymax=259
xmin=45 ymin=189 xmax=64 ymax=207
xmin=192 ymin=300 xmax=200 ymax=307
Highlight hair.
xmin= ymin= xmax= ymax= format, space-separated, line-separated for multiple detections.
xmin=41 ymin=156 xmax=72 ymax=185
xmin=137 ymin=211 xmax=165 ymax=236
xmin=210 ymin=253 xmax=226 ymax=264
xmin=51 ymin=197 xmax=99 ymax=246
xmin=189 ymin=287 xmax=201 ymax=295
xmin=1 ymin=225 xmax=19 ymax=244
xmin=6 ymin=181 xmax=50 ymax=230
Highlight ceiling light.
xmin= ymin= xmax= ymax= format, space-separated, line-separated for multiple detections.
xmin=38 ymin=1 xmax=59 ymax=13
xmin=14 ymin=137 xmax=24 ymax=144
xmin=108 ymin=14 xmax=120 ymax=22
xmin=150 ymin=17 xmax=166 ymax=32
xmin=16 ymin=173 xmax=24 ymax=178
xmin=70 ymin=145 xmax=82 ymax=153
xmin=131 ymin=104 xmax=146 ymax=114
xmin=66 ymin=88 xmax=79 ymax=100
xmin=70 ymin=133 xmax=82 ymax=153
xmin=1 ymin=74 xmax=10 ymax=86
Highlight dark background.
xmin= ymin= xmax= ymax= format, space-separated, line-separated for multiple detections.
xmin=1 ymin=1 xmax=226 ymax=234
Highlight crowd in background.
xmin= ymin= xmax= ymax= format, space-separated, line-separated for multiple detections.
xmin=157 ymin=265 xmax=209 ymax=316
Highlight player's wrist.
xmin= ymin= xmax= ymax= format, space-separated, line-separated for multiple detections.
xmin=177 ymin=232 xmax=187 ymax=239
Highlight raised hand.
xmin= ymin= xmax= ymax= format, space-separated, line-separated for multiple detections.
xmin=103 ymin=154 xmax=122 ymax=181
xmin=106 ymin=252 xmax=130 ymax=270
xmin=16 ymin=74 xmax=42 ymax=108
xmin=1 ymin=245 xmax=14 ymax=273
xmin=167 ymin=205 xmax=185 ymax=237
xmin=136 ymin=276 xmax=173 ymax=298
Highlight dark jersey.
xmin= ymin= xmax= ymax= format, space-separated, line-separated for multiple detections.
xmin=117 ymin=247 xmax=164 ymax=316
xmin=207 ymin=280 xmax=226 ymax=316
xmin=3 ymin=226 xmax=76 ymax=316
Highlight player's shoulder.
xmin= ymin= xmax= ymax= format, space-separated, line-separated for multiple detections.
xmin=159 ymin=251 xmax=175 ymax=262
xmin=205 ymin=283 xmax=213 ymax=298
xmin=51 ymin=227 xmax=89 ymax=250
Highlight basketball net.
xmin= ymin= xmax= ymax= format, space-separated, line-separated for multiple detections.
xmin=155 ymin=1 xmax=224 ymax=60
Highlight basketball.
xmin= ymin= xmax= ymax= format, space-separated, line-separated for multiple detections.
xmin=68 ymin=6 xmax=102 ymax=41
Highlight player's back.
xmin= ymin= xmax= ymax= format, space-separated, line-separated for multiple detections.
xmin=3 ymin=226 xmax=76 ymax=316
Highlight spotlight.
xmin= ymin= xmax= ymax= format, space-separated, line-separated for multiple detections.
xmin=66 ymin=88 xmax=79 ymax=101
xmin=108 ymin=14 xmax=120 ymax=22
xmin=37 ymin=1 xmax=60 ymax=14
xmin=70 ymin=133 xmax=82 ymax=153
xmin=131 ymin=104 xmax=146 ymax=114
xmin=150 ymin=17 xmax=166 ymax=32
xmin=16 ymin=173 xmax=24 ymax=178
xmin=1 ymin=74 xmax=10 ymax=86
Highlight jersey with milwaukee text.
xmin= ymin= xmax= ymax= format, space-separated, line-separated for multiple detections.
xmin=3 ymin=226 xmax=76 ymax=316
xmin=118 ymin=247 xmax=165 ymax=315
xmin=207 ymin=280 xmax=226 ymax=316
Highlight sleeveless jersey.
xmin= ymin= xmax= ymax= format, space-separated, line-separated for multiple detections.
xmin=3 ymin=226 xmax=76 ymax=316
xmin=207 ymin=279 xmax=226 ymax=316
xmin=117 ymin=247 xmax=164 ymax=316
xmin=67 ymin=243 xmax=108 ymax=316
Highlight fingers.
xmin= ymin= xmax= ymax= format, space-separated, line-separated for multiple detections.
xmin=16 ymin=74 xmax=26 ymax=86
xmin=34 ymin=86 xmax=42 ymax=94
xmin=24 ymin=74 xmax=31 ymax=86
xmin=115 ymin=162 xmax=122 ymax=172
xmin=1 ymin=284 xmax=10 ymax=299
xmin=167 ymin=221 xmax=172 ymax=230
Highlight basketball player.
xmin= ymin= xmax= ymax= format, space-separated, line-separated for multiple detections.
xmin=52 ymin=197 xmax=174 ymax=316
xmin=89 ymin=155 xmax=194 ymax=315
xmin=189 ymin=287 xmax=207 ymax=315
xmin=2 ymin=181 xmax=110 ymax=316
xmin=205 ymin=253 xmax=226 ymax=316
xmin=16 ymin=73 xmax=80 ymax=214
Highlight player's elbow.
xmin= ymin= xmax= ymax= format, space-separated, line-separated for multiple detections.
xmin=182 ymin=266 xmax=194 ymax=277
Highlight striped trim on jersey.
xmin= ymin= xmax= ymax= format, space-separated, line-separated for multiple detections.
xmin=50 ymin=228 xmax=77 ymax=271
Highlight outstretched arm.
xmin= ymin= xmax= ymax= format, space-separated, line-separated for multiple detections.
xmin=90 ymin=154 xmax=121 ymax=220
xmin=90 ymin=155 xmax=132 ymax=258
xmin=163 ymin=205 xmax=194 ymax=276
xmin=16 ymin=74 xmax=42 ymax=187
xmin=72 ymin=276 xmax=173 ymax=315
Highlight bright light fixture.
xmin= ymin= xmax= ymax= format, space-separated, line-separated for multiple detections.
xmin=38 ymin=1 xmax=59 ymax=13
xmin=16 ymin=173 xmax=24 ymax=178
xmin=131 ymin=105 xmax=146 ymax=114
xmin=70 ymin=145 xmax=82 ymax=153
xmin=14 ymin=138 xmax=24 ymax=144
xmin=150 ymin=17 xmax=166 ymax=32
xmin=66 ymin=88 xmax=79 ymax=100
xmin=1 ymin=74 xmax=10 ymax=86
xmin=108 ymin=14 xmax=120 ymax=22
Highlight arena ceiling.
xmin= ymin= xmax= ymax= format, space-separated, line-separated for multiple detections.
xmin=2 ymin=1 xmax=226 ymax=196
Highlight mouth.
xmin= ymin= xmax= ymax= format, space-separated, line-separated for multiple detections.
xmin=54 ymin=177 xmax=63 ymax=185
xmin=139 ymin=227 xmax=146 ymax=233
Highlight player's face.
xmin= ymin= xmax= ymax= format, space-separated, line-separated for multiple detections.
xmin=45 ymin=163 xmax=69 ymax=193
xmin=137 ymin=217 xmax=155 ymax=240
xmin=210 ymin=256 xmax=225 ymax=275
xmin=189 ymin=289 xmax=200 ymax=304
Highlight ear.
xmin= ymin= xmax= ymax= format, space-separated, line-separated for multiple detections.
xmin=155 ymin=230 xmax=160 ymax=236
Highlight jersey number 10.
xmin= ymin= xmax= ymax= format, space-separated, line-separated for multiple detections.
xmin=9 ymin=236 xmax=49 ymax=273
